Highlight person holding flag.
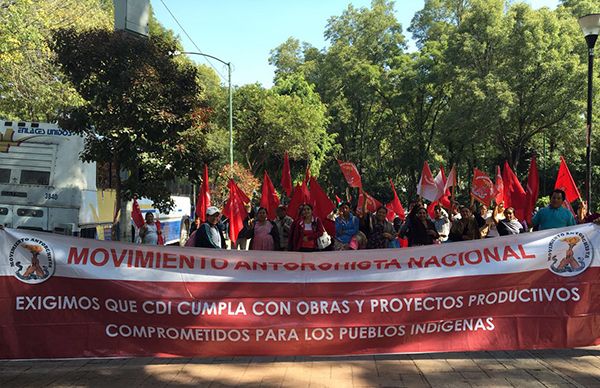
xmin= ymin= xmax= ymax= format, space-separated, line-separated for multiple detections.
xmin=138 ymin=212 xmax=161 ymax=245
xmin=432 ymin=204 xmax=450 ymax=242
xmin=334 ymin=201 xmax=359 ymax=250
xmin=248 ymin=207 xmax=280 ymax=251
xmin=531 ymin=189 xmax=576 ymax=231
xmin=288 ymin=204 xmax=326 ymax=252
xmin=449 ymin=206 xmax=481 ymax=242
xmin=361 ymin=196 xmax=396 ymax=249
xmin=399 ymin=206 xmax=439 ymax=247
xmin=193 ymin=206 xmax=227 ymax=249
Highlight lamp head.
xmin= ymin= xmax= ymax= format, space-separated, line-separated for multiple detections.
xmin=578 ymin=14 xmax=600 ymax=49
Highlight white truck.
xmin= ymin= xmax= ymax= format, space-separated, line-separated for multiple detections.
xmin=0 ymin=119 xmax=191 ymax=244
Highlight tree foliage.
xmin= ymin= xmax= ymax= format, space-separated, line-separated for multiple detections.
xmin=52 ymin=28 xmax=213 ymax=215
xmin=268 ymin=0 xmax=597 ymax=206
xmin=0 ymin=0 xmax=112 ymax=121
xmin=232 ymin=73 xmax=334 ymax=180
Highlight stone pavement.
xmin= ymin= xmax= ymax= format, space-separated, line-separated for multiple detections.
xmin=2 ymin=347 xmax=600 ymax=387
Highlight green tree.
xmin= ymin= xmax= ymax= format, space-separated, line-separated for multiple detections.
xmin=233 ymin=74 xmax=334 ymax=180
xmin=52 ymin=28 xmax=213 ymax=239
xmin=0 ymin=0 xmax=112 ymax=121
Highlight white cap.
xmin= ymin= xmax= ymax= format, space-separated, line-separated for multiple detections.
xmin=206 ymin=206 xmax=220 ymax=216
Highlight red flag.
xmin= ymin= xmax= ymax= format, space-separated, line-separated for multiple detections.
xmin=305 ymin=164 xmax=311 ymax=183
xmin=502 ymin=161 xmax=527 ymax=221
xmin=417 ymin=161 xmax=441 ymax=202
xmin=281 ymin=152 xmax=292 ymax=197
xmin=234 ymin=181 xmax=250 ymax=205
xmin=223 ymin=179 xmax=247 ymax=244
xmin=387 ymin=179 xmax=406 ymax=221
xmin=443 ymin=164 xmax=457 ymax=192
xmin=195 ymin=164 xmax=211 ymax=221
xmin=308 ymin=177 xmax=334 ymax=218
xmin=308 ymin=176 xmax=336 ymax=236
xmin=525 ymin=157 xmax=539 ymax=225
xmin=358 ymin=191 xmax=383 ymax=213
xmin=260 ymin=170 xmax=280 ymax=219
xmin=335 ymin=195 xmax=342 ymax=204
xmin=437 ymin=165 xmax=452 ymax=209
xmin=337 ymin=160 xmax=363 ymax=188
xmin=287 ymin=183 xmax=310 ymax=218
xmin=434 ymin=167 xmax=446 ymax=196
xmin=427 ymin=201 xmax=438 ymax=219
xmin=494 ymin=165 xmax=504 ymax=205
xmin=131 ymin=197 xmax=145 ymax=229
xmin=554 ymin=156 xmax=581 ymax=203
xmin=155 ymin=219 xmax=164 ymax=246
xmin=471 ymin=168 xmax=495 ymax=206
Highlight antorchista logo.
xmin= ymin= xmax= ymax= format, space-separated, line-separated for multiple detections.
xmin=547 ymin=231 xmax=593 ymax=277
xmin=8 ymin=237 xmax=55 ymax=284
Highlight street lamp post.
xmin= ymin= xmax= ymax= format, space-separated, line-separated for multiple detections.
xmin=578 ymin=14 xmax=600 ymax=214
xmin=179 ymin=51 xmax=233 ymax=168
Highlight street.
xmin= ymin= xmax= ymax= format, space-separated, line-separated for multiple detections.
xmin=2 ymin=347 xmax=600 ymax=387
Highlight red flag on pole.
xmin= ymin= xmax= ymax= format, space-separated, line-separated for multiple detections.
xmin=234 ymin=181 xmax=250 ymax=205
xmin=287 ymin=182 xmax=311 ymax=219
xmin=436 ymin=165 xmax=452 ymax=209
xmin=308 ymin=176 xmax=336 ymax=236
xmin=281 ymin=152 xmax=292 ymax=197
xmin=131 ymin=197 xmax=145 ymax=229
xmin=287 ymin=184 xmax=302 ymax=218
xmin=443 ymin=164 xmax=457 ymax=193
xmin=155 ymin=219 xmax=164 ymax=246
xmin=494 ymin=165 xmax=504 ymax=205
xmin=387 ymin=179 xmax=406 ymax=221
xmin=502 ymin=161 xmax=527 ymax=221
xmin=337 ymin=160 xmax=363 ymax=188
xmin=223 ymin=179 xmax=248 ymax=244
xmin=308 ymin=177 xmax=335 ymax=219
xmin=195 ymin=164 xmax=211 ymax=221
xmin=471 ymin=168 xmax=495 ymax=206
xmin=260 ymin=170 xmax=280 ymax=220
xmin=554 ymin=156 xmax=581 ymax=203
xmin=358 ymin=191 xmax=383 ymax=213
xmin=525 ymin=157 xmax=539 ymax=225
xmin=417 ymin=161 xmax=441 ymax=202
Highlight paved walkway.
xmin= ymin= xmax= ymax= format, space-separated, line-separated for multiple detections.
xmin=2 ymin=347 xmax=600 ymax=387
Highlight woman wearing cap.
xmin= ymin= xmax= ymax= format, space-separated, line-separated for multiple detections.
xmin=248 ymin=207 xmax=280 ymax=250
xmin=194 ymin=206 xmax=226 ymax=248
xmin=288 ymin=204 xmax=325 ymax=252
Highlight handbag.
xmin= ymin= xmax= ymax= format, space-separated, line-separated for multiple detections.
xmin=317 ymin=231 xmax=331 ymax=250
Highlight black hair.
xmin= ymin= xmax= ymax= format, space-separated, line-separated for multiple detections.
xmin=376 ymin=205 xmax=388 ymax=213
xmin=552 ymin=189 xmax=566 ymax=201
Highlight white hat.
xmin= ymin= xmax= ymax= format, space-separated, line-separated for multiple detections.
xmin=206 ymin=206 xmax=220 ymax=216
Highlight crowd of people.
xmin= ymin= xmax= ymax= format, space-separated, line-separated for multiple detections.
xmin=155 ymin=188 xmax=587 ymax=251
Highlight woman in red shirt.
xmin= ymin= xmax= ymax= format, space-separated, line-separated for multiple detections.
xmin=288 ymin=204 xmax=325 ymax=252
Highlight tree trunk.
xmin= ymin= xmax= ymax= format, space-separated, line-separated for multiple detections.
xmin=111 ymin=159 xmax=122 ymax=241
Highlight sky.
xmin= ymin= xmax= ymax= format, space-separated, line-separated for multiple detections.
xmin=152 ymin=0 xmax=559 ymax=88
